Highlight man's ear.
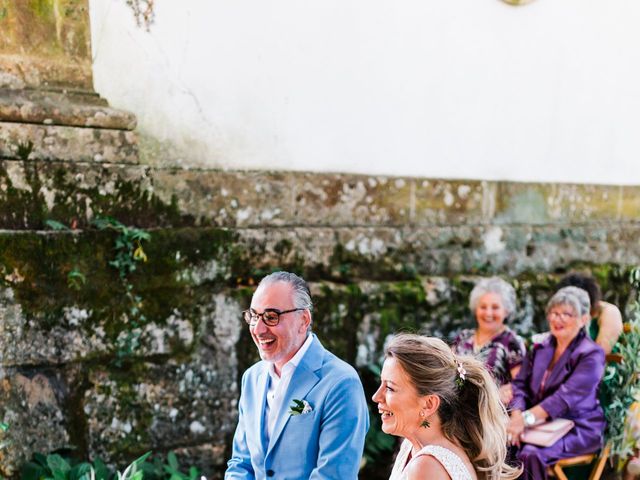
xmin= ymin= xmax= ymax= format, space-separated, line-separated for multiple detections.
xmin=299 ymin=309 xmax=312 ymax=333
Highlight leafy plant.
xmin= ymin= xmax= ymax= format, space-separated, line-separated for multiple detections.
xmin=67 ymin=268 xmax=87 ymax=291
xmin=91 ymin=217 xmax=150 ymax=280
xmin=20 ymin=451 xmax=202 ymax=480
xmin=21 ymin=453 xmax=112 ymax=480
xmin=602 ymin=268 xmax=640 ymax=469
xmin=140 ymin=452 xmax=202 ymax=480
xmin=91 ymin=216 xmax=151 ymax=366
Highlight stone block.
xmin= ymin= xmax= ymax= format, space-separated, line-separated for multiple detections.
xmin=0 ymin=370 xmax=71 ymax=476
xmin=619 ymin=185 xmax=640 ymax=221
xmin=0 ymin=123 xmax=138 ymax=164
xmin=151 ymin=169 xmax=293 ymax=227
xmin=235 ymin=227 xmax=337 ymax=279
xmin=83 ymin=294 xmax=241 ymax=467
xmin=292 ymin=173 xmax=413 ymax=226
xmin=412 ymin=179 xmax=486 ymax=226
xmin=0 ymin=160 xmax=156 ymax=229
xmin=494 ymin=182 xmax=622 ymax=224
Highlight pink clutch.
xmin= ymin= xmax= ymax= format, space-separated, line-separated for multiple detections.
xmin=520 ymin=419 xmax=575 ymax=447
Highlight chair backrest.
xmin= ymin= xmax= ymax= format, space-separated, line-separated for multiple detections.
xmin=605 ymin=353 xmax=623 ymax=364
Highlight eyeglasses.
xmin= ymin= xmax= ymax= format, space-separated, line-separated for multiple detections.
xmin=547 ymin=311 xmax=576 ymax=321
xmin=243 ymin=308 xmax=306 ymax=327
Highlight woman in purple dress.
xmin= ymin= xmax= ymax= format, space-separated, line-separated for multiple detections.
xmin=507 ymin=286 xmax=606 ymax=480
xmin=453 ymin=277 xmax=526 ymax=405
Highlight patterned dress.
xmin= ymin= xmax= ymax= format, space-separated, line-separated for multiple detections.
xmin=452 ymin=327 xmax=525 ymax=386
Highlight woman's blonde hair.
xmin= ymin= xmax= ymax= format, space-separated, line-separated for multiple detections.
xmin=385 ymin=333 xmax=521 ymax=480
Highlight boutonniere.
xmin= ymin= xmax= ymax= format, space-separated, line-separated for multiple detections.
xmin=289 ymin=399 xmax=313 ymax=416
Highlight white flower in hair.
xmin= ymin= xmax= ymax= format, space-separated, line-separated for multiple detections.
xmin=456 ymin=360 xmax=466 ymax=388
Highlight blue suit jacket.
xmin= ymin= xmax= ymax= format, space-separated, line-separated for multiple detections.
xmin=225 ymin=334 xmax=369 ymax=479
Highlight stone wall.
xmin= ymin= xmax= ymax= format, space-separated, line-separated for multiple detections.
xmin=1 ymin=3 xmax=639 ymax=478
xmin=0 ymin=143 xmax=637 ymax=478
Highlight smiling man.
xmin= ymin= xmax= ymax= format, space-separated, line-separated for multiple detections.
xmin=225 ymin=271 xmax=369 ymax=480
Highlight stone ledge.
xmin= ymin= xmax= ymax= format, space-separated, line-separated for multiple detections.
xmin=0 ymin=122 xmax=138 ymax=164
xmin=152 ymin=168 xmax=633 ymax=228
xmin=0 ymin=89 xmax=137 ymax=130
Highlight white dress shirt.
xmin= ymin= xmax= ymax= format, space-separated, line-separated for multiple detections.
xmin=265 ymin=334 xmax=314 ymax=441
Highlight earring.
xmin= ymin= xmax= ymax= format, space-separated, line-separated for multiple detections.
xmin=420 ymin=411 xmax=430 ymax=428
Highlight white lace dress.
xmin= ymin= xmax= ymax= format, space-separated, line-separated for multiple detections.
xmin=389 ymin=439 xmax=474 ymax=480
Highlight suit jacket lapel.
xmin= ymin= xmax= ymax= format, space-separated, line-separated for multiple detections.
xmin=531 ymin=341 xmax=554 ymax=402
xmin=254 ymin=363 xmax=270 ymax=455
xmin=543 ymin=331 xmax=585 ymax=396
xmin=266 ymin=335 xmax=323 ymax=455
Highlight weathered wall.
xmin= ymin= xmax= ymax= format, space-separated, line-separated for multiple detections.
xmin=0 ymin=147 xmax=637 ymax=478
xmin=1 ymin=2 xmax=639 ymax=479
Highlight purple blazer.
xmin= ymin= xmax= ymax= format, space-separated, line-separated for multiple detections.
xmin=511 ymin=329 xmax=606 ymax=455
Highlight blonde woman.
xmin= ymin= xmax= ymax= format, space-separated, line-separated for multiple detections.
xmin=373 ymin=334 xmax=521 ymax=480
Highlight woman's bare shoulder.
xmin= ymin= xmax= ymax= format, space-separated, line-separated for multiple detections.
xmin=406 ymin=454 xmax=451 ymax=480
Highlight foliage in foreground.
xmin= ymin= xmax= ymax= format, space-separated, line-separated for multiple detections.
xmin=20 ymin=451 xmax=203 ymax=480
xmin=602 ymin=268 xmax=640 ymax=470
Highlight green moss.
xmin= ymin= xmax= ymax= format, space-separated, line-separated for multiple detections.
xmin=0 ymin=161 xmax=196 ymax=230
xmin=29 ymin=0 xmax=53 ymax=18
xmin=0 ymin=227 xmax=242 ymax=361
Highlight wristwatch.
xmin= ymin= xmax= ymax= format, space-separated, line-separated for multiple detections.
xmin=522 ymin=410 xmax=536 ymax=427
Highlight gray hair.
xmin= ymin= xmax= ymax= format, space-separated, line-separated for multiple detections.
xmin=256 ymin=271 xmax=314 ymax=312
xmin=546 ymin=286 xmax=590 ymax=317
xmin=468 ymin=277 xmax=516 ymax=318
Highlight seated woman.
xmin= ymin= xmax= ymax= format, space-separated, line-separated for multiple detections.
xmin=557 ymin=272 xmax=623 ymax=354
xmin=453 ymin=277 xmax=526 ymax=405
xmin=508 ymin=286 xmax=606 ymax=480
xmin=373 ymin=333 xmax=520 ymax=480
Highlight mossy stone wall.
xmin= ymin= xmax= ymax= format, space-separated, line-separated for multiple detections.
xmin=0 ymin=145 xmax=637 ymax=479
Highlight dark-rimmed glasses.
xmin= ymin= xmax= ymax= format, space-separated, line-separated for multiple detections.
xmin=243 ymin=308 xmax=306 ymax=327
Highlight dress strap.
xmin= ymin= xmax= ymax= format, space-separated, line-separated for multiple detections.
xmin=412 ymin=445 xmax=473 ymax=480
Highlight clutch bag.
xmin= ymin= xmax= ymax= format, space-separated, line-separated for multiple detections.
xmin=520 ymin=418 xmax=575 ymax=447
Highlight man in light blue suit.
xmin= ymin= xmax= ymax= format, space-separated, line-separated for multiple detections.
xmin=225 ymin=271 xmax=369 ymax=479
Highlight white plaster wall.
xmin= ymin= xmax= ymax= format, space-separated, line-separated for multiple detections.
xmin=89 ymin=0 xmax=640 ymax=184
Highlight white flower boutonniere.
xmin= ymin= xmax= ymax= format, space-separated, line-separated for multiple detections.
xmin=289 ymin=399 xmax=313 ymax=416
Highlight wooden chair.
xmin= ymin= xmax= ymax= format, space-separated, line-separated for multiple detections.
xmin=547 ymin=353 xmax=621 ymax=480
xmin=548 ymin=442 xmax=610 ymax=480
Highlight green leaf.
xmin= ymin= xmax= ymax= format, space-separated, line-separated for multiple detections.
xmin=20 ymin=461 xmax=47 ymax=480
xmin=45 ymin=220 xmax=70 ymax=231
xmin=92 ymin=457 xmax=111 ymax=480
xmin=188 ymin=466 xmax=200 ymax=480
xmin=33 ymin=453 xmax=49 ymax=467
xmin=69 ymin=463 xmax=92 ymax=480
xmin=167 ymin=452 xmax=179 ymax=471
xmin=47 ymin=454 xmax=71 ymax=480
